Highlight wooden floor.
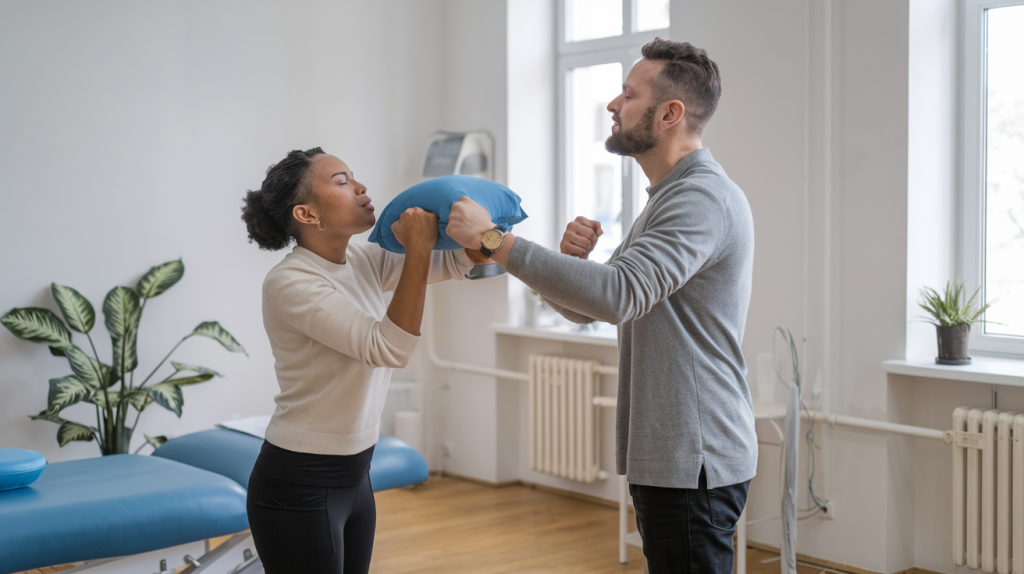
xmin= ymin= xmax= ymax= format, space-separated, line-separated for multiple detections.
xmin=18 ymin=476 xmax=840 ymax=574
xmin=372 ymin=475 xmax=644 ymax=573
xmin=371 ymin=476 xmax=831 ymax=574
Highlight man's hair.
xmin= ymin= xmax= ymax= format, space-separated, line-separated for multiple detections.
xmin=640 ymin=38 xmax=721 ymax=136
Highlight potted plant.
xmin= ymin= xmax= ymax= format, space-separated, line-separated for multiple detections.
xmin=1 ymin=259 xmax=247 ymax=455
xmin=918 ymin=278 xmax=996 ymax=365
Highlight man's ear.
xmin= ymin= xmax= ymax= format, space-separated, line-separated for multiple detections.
xmin=659 ymin=100 xmax=686 ymax=130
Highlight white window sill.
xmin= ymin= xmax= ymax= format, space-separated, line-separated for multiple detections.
xmin=492 ymin=323 xmax=618 ymax=348
xmin=882 ymin=355 xmax=1024 ymax=388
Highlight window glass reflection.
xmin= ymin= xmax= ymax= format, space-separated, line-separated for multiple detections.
xmin=569 ymin=62 xmax=623 ymax=263
xmin=983 ymin=5 xmax=1024 ymax=337
xmin=567 ymin=0 xmax=622 ymax=42
xmin=635 ymin=0 xmax=669 ymax=32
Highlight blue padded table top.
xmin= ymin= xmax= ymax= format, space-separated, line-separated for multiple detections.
xmin=0 ymin=454 xmax=248 ymax=574
xmin=152 ymin=429 xmax=428 ymax=492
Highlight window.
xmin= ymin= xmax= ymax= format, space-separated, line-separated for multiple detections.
xmin=558 ymin=0 xmax=669 ymax=263
xmin=963 ymin=1 xmax=1024 ymax=354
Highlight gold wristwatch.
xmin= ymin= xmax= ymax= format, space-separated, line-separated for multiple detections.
xmin=479 ymin=225 xmax=507 ymax=258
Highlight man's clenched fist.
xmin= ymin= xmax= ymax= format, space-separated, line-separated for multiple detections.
xmin=560 ymin=216 xmax=603 ymax=259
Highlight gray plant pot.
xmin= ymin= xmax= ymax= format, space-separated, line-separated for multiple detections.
xmin=936 ymin=324 xmax=971 ymax=365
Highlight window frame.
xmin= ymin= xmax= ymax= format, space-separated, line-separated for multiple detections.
xmin=961 ymin=0 xmax=1024 ymax=355
xmin=556 ymin=0 xmax=668 ymax=246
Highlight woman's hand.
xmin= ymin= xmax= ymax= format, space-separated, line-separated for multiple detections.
xmin=391 ymin=207 xmax=438 ymax=255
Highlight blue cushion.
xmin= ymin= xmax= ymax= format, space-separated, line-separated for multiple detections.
xmin=153 ymin=429 xmax=429 ymax=492
xmin=368 ymin=175 xmax=528 ymax=253
xmin=0 ymin=449 xmax=46 ymax=491
xmin=0 ymin=455 xmax=248 ymax=574
xmin=152 ymin=427 xmax=264 ymax=489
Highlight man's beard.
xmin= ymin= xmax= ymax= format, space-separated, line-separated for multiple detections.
xmin=605 ymin=105 xmax=658 ymax=157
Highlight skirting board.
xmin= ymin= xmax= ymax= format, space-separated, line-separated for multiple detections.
xmin=429 ymin=470 xmax=520 ymax=489
xmin=431 ymin=471 xmax=630 ymax=511
xmin=745 ymin=541 xmax=943 ymax=574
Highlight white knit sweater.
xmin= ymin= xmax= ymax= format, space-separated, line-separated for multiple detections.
xmin=262 ymin=243 xmax=473 ymax=455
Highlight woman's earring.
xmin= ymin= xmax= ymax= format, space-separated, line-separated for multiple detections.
xmin=317 ymin=220 xmax=326 ymax=231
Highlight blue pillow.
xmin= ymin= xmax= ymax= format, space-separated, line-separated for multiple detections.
xmin=0 ymin=448 xmax=47 ymax=491
xmin=369 ymin=175 xmax=528 ymax=253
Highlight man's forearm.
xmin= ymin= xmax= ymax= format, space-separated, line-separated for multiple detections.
xmin=544 ymin=297 xmax=597 ymax=324
xmin=500 ymin=236 xmax=639 ymax=325
xmin=445 ymin=188 xmax=722 ymax=328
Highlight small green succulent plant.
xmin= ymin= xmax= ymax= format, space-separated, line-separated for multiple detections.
xmin=918 ymin=278 xmax=996 ymax=327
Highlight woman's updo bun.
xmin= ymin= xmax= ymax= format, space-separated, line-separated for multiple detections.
xmin=241 ymin=147 xmax=324 ymax=251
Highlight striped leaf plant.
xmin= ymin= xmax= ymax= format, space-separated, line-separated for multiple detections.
xmin=1 ymin=260 xmax=247 ymax=455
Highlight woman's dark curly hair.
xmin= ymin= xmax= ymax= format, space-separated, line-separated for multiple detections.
xmin=241 ymin=147 xmax=325 ymax=250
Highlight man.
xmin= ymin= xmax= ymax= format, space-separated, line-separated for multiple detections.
xmin=446 ymin=38 xmax=756 ymax=574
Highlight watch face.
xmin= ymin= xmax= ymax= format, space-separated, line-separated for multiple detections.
xmin=482 ymin=229 xmax=503 ymax=250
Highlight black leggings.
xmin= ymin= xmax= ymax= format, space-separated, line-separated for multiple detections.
xmin=247 ymin=470 xmax=376 ymax=573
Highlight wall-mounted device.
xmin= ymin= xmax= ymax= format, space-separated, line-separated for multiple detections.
xmin=421 ymin=131 xmax=503 ymax=279
xmin=422 ymin=131 xmax=494 ymax=180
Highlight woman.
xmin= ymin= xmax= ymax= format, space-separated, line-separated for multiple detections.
xmin=240 ymin=147 xmax=484 ymax=573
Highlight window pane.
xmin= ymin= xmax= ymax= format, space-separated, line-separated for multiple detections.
xmin=568 ymin=62 xmax=622 ymax=263
xmin=983 ymin=5 xmax=1024 ymax=337
xmin=567 ymin=0 xmax=622 ymax=42
xmin=636 ymin=0 xmax=670 ymax=32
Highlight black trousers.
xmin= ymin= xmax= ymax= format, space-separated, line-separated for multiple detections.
xmin=246 ymin=450 xmax=376 ymax=574
xmin=629 ymin=468 xmax=750 ymax=574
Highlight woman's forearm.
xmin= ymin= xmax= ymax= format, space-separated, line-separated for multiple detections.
xmin=386 ymin=247 xmax=433 ymax=335
xmin=465 ymin=248 xmax=490 ymax=265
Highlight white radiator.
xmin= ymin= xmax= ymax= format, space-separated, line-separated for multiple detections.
xmin=529 ymin=355 xmax=603 ymax=483
xmin=952 ymin=406 xmax=1024 ymax=573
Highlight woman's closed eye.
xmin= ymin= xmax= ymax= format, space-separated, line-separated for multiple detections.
xmin=331 ymin=170 xmax=351 ymax=186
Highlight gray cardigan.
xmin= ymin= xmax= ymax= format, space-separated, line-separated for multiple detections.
xmin=506 ymin=148 xmax=757 ymax=489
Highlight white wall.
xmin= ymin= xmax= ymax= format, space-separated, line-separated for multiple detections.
xmin=907 ymin=0 xmax=958 ymax=359
xmin=425 ymin=0 xmax=628 ymax=500
xmin=425 ymin=0 xmax=511 ymax=483
xmin=0 ymin=0 xmax=445 ymax=461
xmin=502 ymin=0 xmax=560 ymax=484
xmin=897 ymin=2 xmax=960 ymax=571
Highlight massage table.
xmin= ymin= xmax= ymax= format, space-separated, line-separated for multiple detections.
xmin=0 ymin=429 xmax=428 ymax=574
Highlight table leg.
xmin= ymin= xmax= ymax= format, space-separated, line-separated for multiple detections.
xmin=737 ymin=503 xmax=747 ymax=574
xmin=619 ymin=474 xmax=628 ymax=563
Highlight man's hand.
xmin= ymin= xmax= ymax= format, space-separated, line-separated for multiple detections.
xmin=560 ymin=216 xmax=603 ymax=259
xmin=446 ymin=196 xmax=495 ymax=249
xmin=391 ymin=207 xmax=438 ymax=255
